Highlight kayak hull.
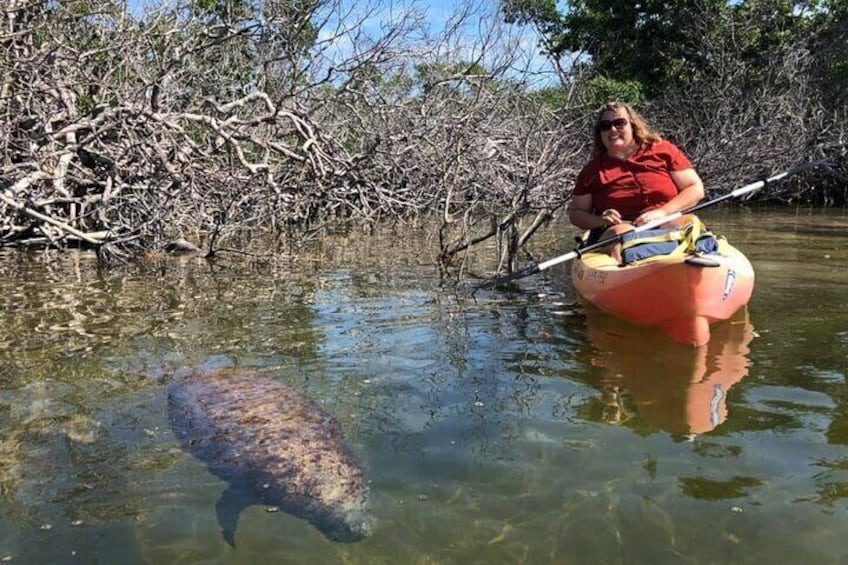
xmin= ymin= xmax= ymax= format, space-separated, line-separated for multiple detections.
xmin=571 ymin=244 xmax=755 ymax=346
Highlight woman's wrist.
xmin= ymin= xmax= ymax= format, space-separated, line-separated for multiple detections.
xmin=598 ymin=209 xmax=616 ymax=228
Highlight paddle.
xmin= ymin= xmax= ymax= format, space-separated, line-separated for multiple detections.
xmin=473 ymin=159 xmax=830 ymax=290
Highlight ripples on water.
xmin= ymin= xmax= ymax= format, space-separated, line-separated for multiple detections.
xmin=0 ymin=208 xmax=846 ymax=563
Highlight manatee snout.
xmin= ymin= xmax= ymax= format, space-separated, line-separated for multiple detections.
xmin=321 ymin=508 xmax=377 ymax=543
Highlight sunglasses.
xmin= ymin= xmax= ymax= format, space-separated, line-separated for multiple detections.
xmin=599 ymin=118 xmax=629 ymax=131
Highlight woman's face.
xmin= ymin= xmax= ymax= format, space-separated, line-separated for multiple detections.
xmin=599 ymin=109 xmax=635 ymax=154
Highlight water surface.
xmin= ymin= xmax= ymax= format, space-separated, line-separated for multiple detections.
xmin=1 ymin=207 xmax=846 ymax=563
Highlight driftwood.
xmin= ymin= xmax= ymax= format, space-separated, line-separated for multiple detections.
xmin=2 ymin=0 xmax=845 ymax=272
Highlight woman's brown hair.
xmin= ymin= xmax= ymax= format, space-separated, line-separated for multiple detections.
xmin=590 ymin=102 xmax=663 ymax=158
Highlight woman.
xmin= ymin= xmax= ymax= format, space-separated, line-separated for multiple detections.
xmin=568 ymin=103 xmax=705 ymax=261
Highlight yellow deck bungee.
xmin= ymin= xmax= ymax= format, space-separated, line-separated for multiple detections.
xmin=619 ymin=218 xmax=726 ymax=266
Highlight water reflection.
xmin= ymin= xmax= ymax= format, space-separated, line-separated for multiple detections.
xmin=580 ymin=306 xmax=754 ymax=437
xmin=0 ymin=208 xmax=846 ymax=563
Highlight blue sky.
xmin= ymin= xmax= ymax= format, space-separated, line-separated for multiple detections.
xmin=128 ymin=0 xmax=557 ymax=87
xmin=342 ymin=0 xmax=557 ymax=87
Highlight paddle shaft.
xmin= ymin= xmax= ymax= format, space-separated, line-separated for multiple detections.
xmin=476 ymin=160 xmax=829 ymax=289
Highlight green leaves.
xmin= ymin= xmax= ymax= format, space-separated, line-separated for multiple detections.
xmin=580 ymin=76 xmax=645 ymax=108
xmin=501 ymin=0 xmax=847 ymax=102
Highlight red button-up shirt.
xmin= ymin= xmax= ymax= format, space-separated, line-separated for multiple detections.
xmin=573 ymin=140 xmax=694 ymax=221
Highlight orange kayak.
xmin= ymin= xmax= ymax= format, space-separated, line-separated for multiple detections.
xmin=571 ymin=241 xmax=754 ymax=347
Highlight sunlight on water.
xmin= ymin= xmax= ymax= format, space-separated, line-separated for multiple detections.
xmin=0 ymin=208 xmax=846 ymax=563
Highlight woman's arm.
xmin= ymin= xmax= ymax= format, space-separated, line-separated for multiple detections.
xmin=568 ymin=194 xmax=620 ymax=229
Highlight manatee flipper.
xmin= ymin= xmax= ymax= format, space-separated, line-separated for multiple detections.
xmin=216 ymin=485 xmax=252 ymax=547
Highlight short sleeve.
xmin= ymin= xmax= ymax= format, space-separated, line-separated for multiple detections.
xmin=573 ymin=161 xmax=597 ymax=196
xmin=662 ymin=140 xmax=694 ymax=171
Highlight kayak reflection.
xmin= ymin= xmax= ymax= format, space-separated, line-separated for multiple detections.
xmin=580 ymin=305 xmax=754 ymax=436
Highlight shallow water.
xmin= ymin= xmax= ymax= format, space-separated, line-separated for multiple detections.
xmin=1 ymin=207 xmax=846 ymax=564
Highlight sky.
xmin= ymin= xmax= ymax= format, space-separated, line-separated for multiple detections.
xmin=335 ymin=0 xmax=558 ymax=87
xmin=127 ymin=0 xmax=558 ymax=87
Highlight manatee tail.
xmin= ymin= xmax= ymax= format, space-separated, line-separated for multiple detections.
xmin=216 ymin=486 xmax=250 ymax=548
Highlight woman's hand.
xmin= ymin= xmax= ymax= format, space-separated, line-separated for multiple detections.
xmin=633 ymin=208 xmax=668 ymax=226
xmin=601 ymin=208 xmax=622 ymax=226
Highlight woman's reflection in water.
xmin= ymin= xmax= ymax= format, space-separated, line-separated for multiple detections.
xmin=581 ymin=307 xmax=754 ymax=437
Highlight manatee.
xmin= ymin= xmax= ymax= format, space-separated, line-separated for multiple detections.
xmin=166 ymin=367 xmax=374 ymax=545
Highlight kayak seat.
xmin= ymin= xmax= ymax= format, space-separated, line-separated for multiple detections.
xmin=621 ymin=219 xmax=722 ymax=266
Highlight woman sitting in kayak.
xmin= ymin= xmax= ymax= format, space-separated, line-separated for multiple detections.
xmin=567 ymin=102 xmax=705 ymax=263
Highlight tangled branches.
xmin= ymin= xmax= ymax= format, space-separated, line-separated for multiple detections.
xmin=0 ymin=0 xmax=575 ymax=266
xmin=2 ymin=0 xmax=845 ymax=270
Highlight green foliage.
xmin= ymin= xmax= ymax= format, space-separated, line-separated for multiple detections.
xmin=807 ymin=0 xmax=848 ymax=106
xmin=192 ymin=0 xmax=251 ymax=23
xmin=500 ymin=0 xmax=843 ymax=100
xmin=503 ymin=0 xmax=729 ymax=97
xmin=502 ymin=0 xmax=569 ymax=53
xmin=528 ymin=86 xmax=571 ymax=110
xmin=502 ymin=0 xmax=560 ymax=26
xmin=728 ymin=0 xmax=799 ymax=82
xmin=71 ymin=1 xmax=96 ymax=17
xmin=76 ymin=93 xmax=96 ymax=116
xmin=580 ymin=76 xmax=645 ymax=108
